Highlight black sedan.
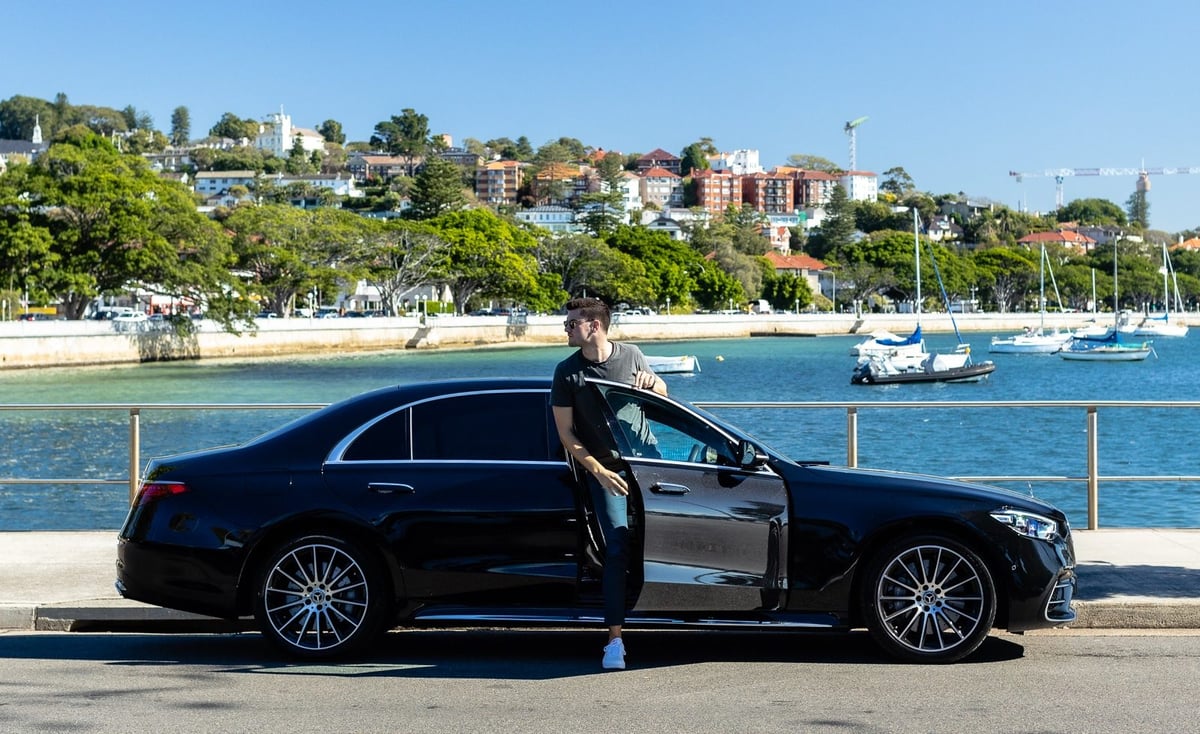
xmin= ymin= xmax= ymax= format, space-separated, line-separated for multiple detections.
xmin=117 ymin=378 xmax=1076 ymax=663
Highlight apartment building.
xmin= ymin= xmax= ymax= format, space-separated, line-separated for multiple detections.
xmin=692 ymin=168 xmax=742 ymax=214
xmin=639 ymin=167 xmax=684 ymax=208
xmin=475 ymin=160 xmax=524 ymax=206
xmin=740 ymin=172 xmax=794 ymax=214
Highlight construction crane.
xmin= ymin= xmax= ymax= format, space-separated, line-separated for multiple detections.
xmin=1008 ymin=165 xmax=1200 ymax=210
xmin=844 ymin=116 xmax=868 ymax=171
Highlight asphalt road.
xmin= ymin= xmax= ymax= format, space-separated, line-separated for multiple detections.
xmin=0 ymin=629 xmax=1197 ymax=733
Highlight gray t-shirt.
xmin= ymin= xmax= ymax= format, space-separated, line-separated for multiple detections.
xmin=551 ymin=341 xmax=658 ymax=466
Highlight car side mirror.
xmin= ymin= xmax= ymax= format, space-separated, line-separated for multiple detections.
xmin=736 ymin=439 xmax=768 ymax=468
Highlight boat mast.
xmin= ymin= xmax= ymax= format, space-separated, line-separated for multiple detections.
xmin=1113 ymin=238 xmax=1119 ymax=326
xmin=913 ymin=208 xmax=921 ymax=324
xmin=1039 ymin=244 xmax=1046 ymax=333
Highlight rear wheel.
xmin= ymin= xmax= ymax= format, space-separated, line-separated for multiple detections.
xmin=254 ymin=535 xmax=389 ymax=659
xmin=861 ymin=535 xmax=996 ymax=663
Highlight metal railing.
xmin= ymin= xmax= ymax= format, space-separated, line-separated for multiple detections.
xmin=3 ymin=400 xmax=1199 ymax=530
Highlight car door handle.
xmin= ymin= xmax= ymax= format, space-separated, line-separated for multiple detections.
xmin=651 ymin=482 xmax=690 ymax=495
xmin=368 ymin=482 xmax=415 ymax=494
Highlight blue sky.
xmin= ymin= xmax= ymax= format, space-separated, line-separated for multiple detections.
xmin=8 ymin=0 xmax=1200 ymax=234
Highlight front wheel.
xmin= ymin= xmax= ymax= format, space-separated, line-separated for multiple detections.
xmin=861 ymin=535 xmax=996 ymax=663
xmin=254 ymin=535 xmax=389 ymax=659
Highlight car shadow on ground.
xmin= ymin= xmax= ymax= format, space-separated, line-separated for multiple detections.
xmin=0 ymin=628 xmax=1025 ymax=677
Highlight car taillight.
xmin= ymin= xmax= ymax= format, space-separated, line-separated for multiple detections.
xmin=135 ymin=481 xmax=188 ymax=506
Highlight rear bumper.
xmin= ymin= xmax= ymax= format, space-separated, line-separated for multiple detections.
xmin=116 ymin=538 xmax=242 ymax=620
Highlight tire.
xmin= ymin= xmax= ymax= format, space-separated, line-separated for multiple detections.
xmin=861 ymin=535 xmax=996 ymax=664
xmin=254 ymin=534 xmax=390 ymax=660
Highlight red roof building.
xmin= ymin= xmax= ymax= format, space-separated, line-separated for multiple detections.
xmin=1017 ymin=230 xmax=1097 ymax=251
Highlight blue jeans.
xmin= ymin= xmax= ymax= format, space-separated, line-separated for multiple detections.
xmin=587 ymin=474 xmax=630 ymax=627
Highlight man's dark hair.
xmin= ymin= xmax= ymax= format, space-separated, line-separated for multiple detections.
xmin=565 ymin=297 xmax=611 ymax=330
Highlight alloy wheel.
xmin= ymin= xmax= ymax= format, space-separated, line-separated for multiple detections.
xmin=260 ymin=541 xmax=371 ymax=654
xmin=871 ymin=541 xmax=992 ymax=660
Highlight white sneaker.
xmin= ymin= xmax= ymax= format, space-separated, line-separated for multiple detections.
xmin=602 ymin=638 xmax=626 ymax=670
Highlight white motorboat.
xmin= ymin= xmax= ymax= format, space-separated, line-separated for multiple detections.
xmin=850 ymin=327 xmax=925 ymax=358
xmin=646 ymin=355 xmax=700 ymax=374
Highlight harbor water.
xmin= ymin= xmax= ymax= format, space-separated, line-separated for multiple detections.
xmin=1 ymin=331 xmax=1197 ymax=530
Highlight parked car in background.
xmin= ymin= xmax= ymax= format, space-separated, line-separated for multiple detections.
xmin=117 ymin=378 xmax=1076 ymax=664
xmin=17 ymin=312 xmax=58 ymax=321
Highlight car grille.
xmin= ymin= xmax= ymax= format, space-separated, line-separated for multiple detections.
xmin=1045 ymin=577 xmax=1077 ymax=623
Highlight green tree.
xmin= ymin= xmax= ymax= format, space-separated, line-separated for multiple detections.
xmin=785 ymin=154 xmax=840 ymax=172
xmin=1057 ymin=198 xmax=1127 ymax=227
xmin=0 ymin=163 xmax=56 ymax=311
xmin=806 ymin=183 xmax=856 ymax=261
xmin=0 ymin=95 xmax=57 ymax=140
xmin=879 ymin=166 xmax=915 ymax=197
xmin=317 ymin=119 xmax=345 ymax=145
xmin=14 ymin=133 xmax=247 ymax=323
xmin=692 ymin=259 xmax=745 ymax=310
xmin=209 ymin=112 xmax=258 ymax=141
xmin=428 ymin=209 xmax=541 ymax=310
xmin=170 ymin=106 xmax=190 ymax=146
xmin=408 ymin=156 xmax=468 ymax=219
xmin=973 ymin=246 xmax=1037 ymax=313
xmin=605 ymin=225 xmax=704 ymax=308
xmin=348 ymin=219 xmax=448 ymax=315
xmin=1126 ymin=189 xmax=1150 ymax=230
xmin=225 ymin=204 xmax=365 ymax=316
xmin=679 ymin=142 xmax=711 ymax=177
xmin=371 ymin=109 xmax=430 ymax=176
xmin=832 ymin=261 xmax=894 ymax=312
xmin=760 ymin=266 xmax=813 ymax=312
xmin=120 ymin=105 xmax=153 ymax=131
xmin=285 ymin=137 xmax=312 ymax=174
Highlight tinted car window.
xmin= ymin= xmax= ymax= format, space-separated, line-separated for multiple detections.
xmin=412 ymin=391 xmax=554 ymax=461
xmin=596 ymin=384 xmax=736 ymax=465
xmin=343 ymin=408 xmax=411 ymax=461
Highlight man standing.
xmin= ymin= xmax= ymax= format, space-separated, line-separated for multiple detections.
xmin=550 ymin=297 xmax=667 ymax=670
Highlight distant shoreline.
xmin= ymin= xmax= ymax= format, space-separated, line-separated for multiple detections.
xmin=0 ymin=311 xmax=1187 ymax=371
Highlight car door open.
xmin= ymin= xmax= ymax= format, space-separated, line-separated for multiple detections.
xmin=589 ymin=382 xmax=789 ymax=613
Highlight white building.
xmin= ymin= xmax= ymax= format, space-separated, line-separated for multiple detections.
xmin=255 ymin=108 xmax=325 ymax=159
xmin=709 ymin=149 xmax=763 ymax=175
xmin=840 ymin=171 xmax=879 ymax=202
xmin=514 ymin=205 xmax=580 ymax=233
xmin=194 ymin=170 xmax=258 ymax=197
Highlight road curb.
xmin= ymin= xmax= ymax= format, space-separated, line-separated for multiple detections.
xmin=1070 ymin=600 xmax=1200 ymax=629
xmin=4 ymin=600 xmax=1198 ymax=633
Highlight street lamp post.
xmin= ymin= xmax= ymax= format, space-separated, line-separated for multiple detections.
xmin=665 ymin=296 xmax=670 ymax=315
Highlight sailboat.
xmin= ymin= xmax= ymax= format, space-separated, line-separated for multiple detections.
xmin=1129 ymin=242 xmax=1188 ymax=338
xmin=852 ymin=212 xmax=995 ymax=384
xmin=989 ymin=244 xmax=1073 ymax=353
xmin=1059 ymin=241 xmax=1154 ymax=361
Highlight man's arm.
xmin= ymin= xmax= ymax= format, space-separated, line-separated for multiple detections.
xmin=552 ymin=405 xmax=629 ymax=496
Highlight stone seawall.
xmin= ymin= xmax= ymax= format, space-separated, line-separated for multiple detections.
xmin=0 ymin=311 xmax=1184 ymax=370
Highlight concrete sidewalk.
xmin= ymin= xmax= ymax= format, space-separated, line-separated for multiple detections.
xmin=1 ymin=529 xmax=1199 ymax=632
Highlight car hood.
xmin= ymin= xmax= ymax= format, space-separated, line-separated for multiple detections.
xmin=784 ymin=461 xmax=1064 ymax=517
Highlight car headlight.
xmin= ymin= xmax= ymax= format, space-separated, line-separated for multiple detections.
xmin=990 ymin=509 xmax=1059 ymax=541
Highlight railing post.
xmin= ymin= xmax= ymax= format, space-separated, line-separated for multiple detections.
xmin=129 ymin=408 xmax=141 ymax=504
xmin=847 ymin=407 xmax=858 ymax=468
xmin=1087 ymin=405 xmax=1098 ymax=530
